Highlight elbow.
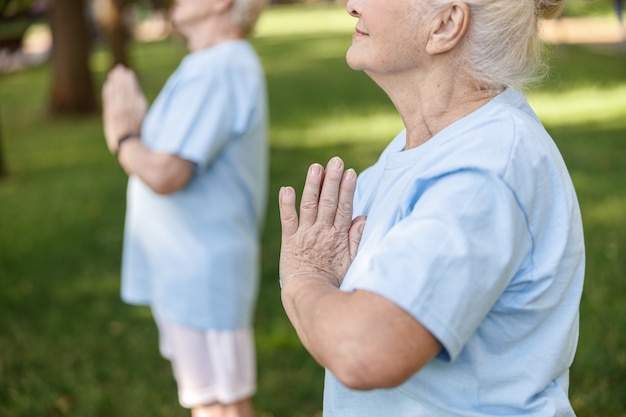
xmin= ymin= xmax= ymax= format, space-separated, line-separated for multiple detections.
xmin=148 ymin=177 xmax=187 ymax=195
xmin=151 ymin=185 xmax=176 ymax=195
xmin=143 ymin=154 xmax=194 ymax=195
xmin=145 ymin=163 xmax=193 ymax=195
xmin=327 ymin=349 xmax=414 ymax=391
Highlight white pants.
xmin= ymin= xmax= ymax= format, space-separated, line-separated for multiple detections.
xmin=155 ymin=316 xmax=257 ymax=408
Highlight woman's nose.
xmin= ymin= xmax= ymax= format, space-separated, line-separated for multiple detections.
xmin=346 ymin=0 xmax=360 ymax=17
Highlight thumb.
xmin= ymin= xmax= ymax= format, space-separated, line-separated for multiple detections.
xmin=349 ymin=215 xmax=366 ymax=261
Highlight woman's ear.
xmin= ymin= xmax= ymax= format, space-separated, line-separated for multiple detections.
xmin=426 ymin=2 xmax=470 ymax=55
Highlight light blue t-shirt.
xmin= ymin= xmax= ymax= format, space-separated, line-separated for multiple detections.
xmin=120 ymin=40 xmax=268 ymax=330
xmin=323 ymin=89 xmax=584 ymax=416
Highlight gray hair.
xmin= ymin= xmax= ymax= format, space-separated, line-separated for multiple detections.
xmin=419 ymin=0 xmax=566 ymax=90
xmin=231 ymin=0 xmax=268 ymax=36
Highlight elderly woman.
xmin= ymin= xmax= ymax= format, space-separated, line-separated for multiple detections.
xmin=102 ymin=0 xmax=268 ymax=416
xmin=278 ymin=0 xmax=584 ymax=415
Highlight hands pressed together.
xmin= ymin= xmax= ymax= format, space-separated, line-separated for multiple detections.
xmin=277 ymin=158 xmax=439 ymax=389
xmin=102 ymin=65 xmax=148 ymax=154
xmin=278 ymin=156 xmax=366 ymax=290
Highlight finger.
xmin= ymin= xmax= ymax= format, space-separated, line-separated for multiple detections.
xmin=114 ymin=67 xmax=136 ymax=88
xmin=113 ymin=64 xmax=131 ymax=79
xmin=316 ymin=156 xmax=344 ymax=226
xmin=102 ymin=75 xmax=114 ymax=101
xmin=349 ymin=215 xmax=366 ymax=261
xmin=299 ymin=163 xmax=324 ymax=228
xmin=334 ymin=168 xmax=357 ymax=231
xmin=107 ymin=67 xmax=131 ymax=89
xmin=128 ymin=69 xmax=142 ymax=93
xmin=279 ymin=186 xmax=299 ymax=237
xmin=102 ymin=78 xmax=119 ymax=117
xmin=107 ymin=66 xmax=125 ymax=85
xmin=103 ymin=73 xmax=123 ymax=104
xmin=117 ymin=72 xmax=134 ymax=93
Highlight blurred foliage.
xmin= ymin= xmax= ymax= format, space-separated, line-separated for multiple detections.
xmin=0 ymin=0 xmax=36 ymax=18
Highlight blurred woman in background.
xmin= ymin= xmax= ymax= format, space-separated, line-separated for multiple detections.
xmin=102 ymin=0 xmax=268 ymax=415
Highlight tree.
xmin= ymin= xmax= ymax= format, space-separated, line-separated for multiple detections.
xmin=48 ymin=0 xmax=98 ymax=115
xmin=92 ymin=0 xmax=130 ymax=68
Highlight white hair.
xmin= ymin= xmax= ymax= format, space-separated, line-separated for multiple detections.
xmin=417 ymin=0 xmax=567 ymax=90
xmin=231 ymin=0 xmax=268 ymax=35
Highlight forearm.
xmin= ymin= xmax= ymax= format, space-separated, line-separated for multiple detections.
xmin=281 ymin=278 xmax=439 ymax=390
xmin=281 ymin=278 xmax=369 ymax=387
xmin=117 ymin=138 xmax=194 ymax=194
xmin=281 ymin=278 xmax=344 ymax=364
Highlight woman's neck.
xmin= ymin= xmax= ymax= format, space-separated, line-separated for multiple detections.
xmin=182 ymin=18 xmax=244 ymax=52
xmin=369 ymin=68 xmax=500 ymax=150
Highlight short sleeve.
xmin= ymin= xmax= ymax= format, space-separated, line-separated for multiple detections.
xmin=350 ymin=169 xmax=532 ymax=361
xmin=146 ymin=71 xmax=233 ymax=171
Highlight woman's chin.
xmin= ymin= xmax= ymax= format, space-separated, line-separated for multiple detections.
xmin=345 ymin=50 xmax=365 ymax=71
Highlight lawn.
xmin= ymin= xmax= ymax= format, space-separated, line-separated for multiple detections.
xmin=1 ymin=5 xmax=625 ymax=417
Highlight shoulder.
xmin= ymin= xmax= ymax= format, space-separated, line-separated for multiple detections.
xmin=425 ymin=89 xmax=554 ymax=180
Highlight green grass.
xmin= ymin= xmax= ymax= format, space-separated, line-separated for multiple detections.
xmin=1 ymin=5 xmax=625 ymax=417
xmin=564 ymin=0 xmax=620 ymax=17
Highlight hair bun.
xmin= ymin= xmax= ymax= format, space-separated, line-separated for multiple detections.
xmin=536 ymin=0 xmax=566 ymax=19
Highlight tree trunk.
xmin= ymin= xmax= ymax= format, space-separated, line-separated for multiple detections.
xmin=93 ymin=0 xmax=130 ymax=68
xmin=48 ymin=0 xmax=98 ymax=115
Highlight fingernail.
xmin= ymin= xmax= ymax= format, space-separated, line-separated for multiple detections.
xmin=329 ymin=157 xmax=342 ymax=169
xmin=345 ymin=168 xmax=356 ymax=181
xmin=309 ymin=164 xmax=321 ymax=175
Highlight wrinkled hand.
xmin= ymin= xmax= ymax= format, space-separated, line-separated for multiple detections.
xmin=279 ymin=157 xmax=366 ymax=289
xmin=102 ymin=65 xmax=148 ymax=153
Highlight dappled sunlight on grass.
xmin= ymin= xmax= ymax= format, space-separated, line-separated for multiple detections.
xmin=259 ymin=34 xmax=352 ymax=76
xmin=91 ymin=48 xmax=114 ymax=74
xmin=528 ymin=85 xmax=626 ymax=126
xmin=256 ymin=4 xmax=353 ymax=37
xmin=583 ymin=195 xmax=626 ymax=227
xmin=272 ymin=109 xmax=402 ymax=147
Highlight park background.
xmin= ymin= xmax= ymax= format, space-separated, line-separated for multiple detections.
xmin=1 ymin=0 xmax=625 ymax=416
